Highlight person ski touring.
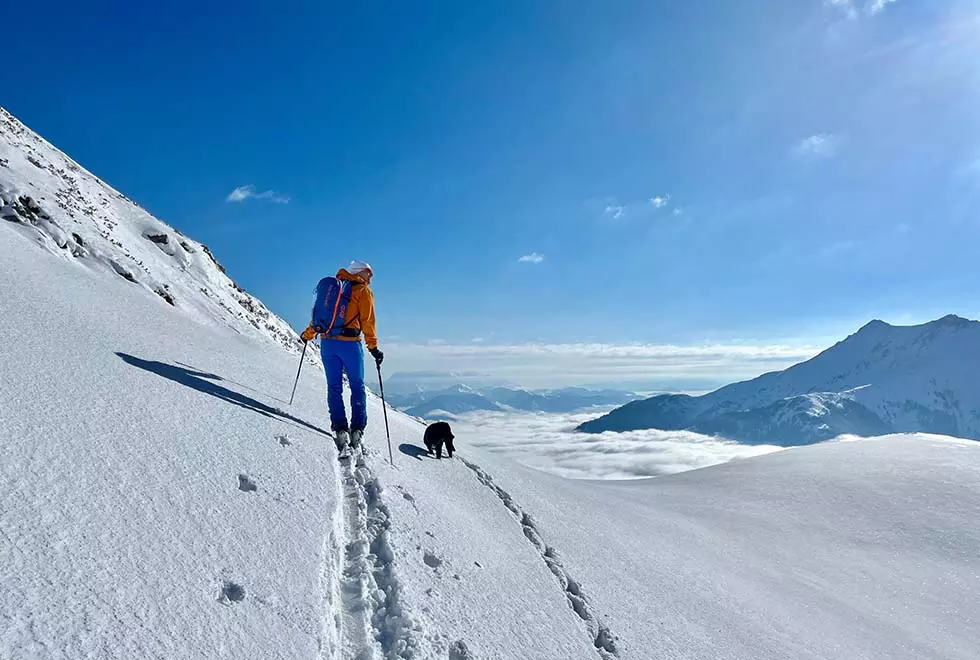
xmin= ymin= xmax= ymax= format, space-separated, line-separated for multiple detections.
xmin=424 ymin=421 xmax=456 ymax=459
xmin=301 ymin=260 xmax=384 ymax=459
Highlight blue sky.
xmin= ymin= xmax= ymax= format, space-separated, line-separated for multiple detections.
xmin=6 ymin=0 xmax=980 ymax=387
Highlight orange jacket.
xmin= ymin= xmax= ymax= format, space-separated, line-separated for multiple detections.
xmin=307 ymin=269 xmax=378 ymax=349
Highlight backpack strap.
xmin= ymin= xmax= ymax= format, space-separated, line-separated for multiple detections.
xmin=323 ymin=280 xmax=350 ymax=335
xmin=337 ymin=283 xmax=363 ymax=337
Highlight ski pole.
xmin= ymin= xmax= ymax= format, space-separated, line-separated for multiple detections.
xmin=289 ymin=340 xmax=309 ymax=406
xmin=376 ymin=362 xmax=394 ymax=464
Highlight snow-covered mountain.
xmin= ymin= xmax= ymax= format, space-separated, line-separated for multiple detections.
xmin=0 ymin=107 xmax=302 ymax=354
xmin=3 ymin=110 xmax=979 ymax=660
xmin=396 ymin=384 xmax=506 ymax=417
xmin=579 ymin=315 xmax=980 ymax=444
xmin=387 ymin=383 xmax=642 ymax=419
xmin=383 ymin=371 xmax=515 ymax=397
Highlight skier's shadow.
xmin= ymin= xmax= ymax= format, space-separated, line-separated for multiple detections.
xmin=116 ymin=352 xmax=329 ymax=437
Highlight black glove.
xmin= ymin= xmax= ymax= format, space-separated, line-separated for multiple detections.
xmin=370 ymin=347 xmax=384 ymax=366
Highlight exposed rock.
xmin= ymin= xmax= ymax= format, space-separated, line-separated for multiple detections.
xmin=155 ymin=286 xmax=176 ymax=306
xmin=201 ymin=244 xmax=226 ymax=274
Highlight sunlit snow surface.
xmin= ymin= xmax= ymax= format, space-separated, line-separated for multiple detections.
xmin=2 ymin=108 xmax=979 ymax=659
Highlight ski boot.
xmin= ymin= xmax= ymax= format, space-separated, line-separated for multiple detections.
xmin=335 ymin=430 xmax=351 ymax=460
xmin=350 ymin=430 xmax=364 ymax=455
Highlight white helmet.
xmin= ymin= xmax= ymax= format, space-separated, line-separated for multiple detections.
xmin=348 ymin=260 xmax=373 ymax=276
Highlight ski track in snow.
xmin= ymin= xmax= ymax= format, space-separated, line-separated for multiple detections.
xmin=332 ymin=448 xmax=424 ymax=659
xmin=461 ymin=459 xmax=620 ymax=659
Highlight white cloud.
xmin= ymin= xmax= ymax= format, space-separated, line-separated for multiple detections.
xmin=825 ymin=0 xmax=898 ymax=18
xmin=793 ymin=133 xmax=840 ymax=158
xmin=867 ymin=0 xmax=897 ymax=15
xmin=602 ymin=204 xmax=626 ymax=220
xmin=226 ymin=185 xmax=290 ymax=204
xmin=449 ymin=409 xmax=783 ymax=480
xmin=672 ymin=207 xmax=684 ymax=216
xmin=598 ymin=194 xmax=675 ymax=222
xmin=518 ymin=252 xmax=545 ymax=264
xmin=384 ymin=340 xmax=820 ymax=389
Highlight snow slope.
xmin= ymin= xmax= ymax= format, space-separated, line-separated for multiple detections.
xmin=0 ymin=107 xmax=301 ymax=354
xmin=0 ymin=219 xmax=597 ymax=659
xmin=5 ymin=215 xmax=980 ymax=660
xmin=3 ymin=111 xmax=979 ymax=659
xmin=580 ymin=316 xmax=980 ymax=443
xmin=479 ymin=434 xmax=980 ymax=660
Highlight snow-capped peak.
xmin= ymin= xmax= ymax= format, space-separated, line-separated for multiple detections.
xmin=581 ymin=315 xmax=980 ymax=443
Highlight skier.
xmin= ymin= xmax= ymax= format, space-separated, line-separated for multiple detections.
xmin=301 ymin=260 xmax=384 ymax=458
xmin=424 ymin=421 xmax=456 ymax=459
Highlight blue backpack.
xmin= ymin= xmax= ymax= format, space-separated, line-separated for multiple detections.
xmin=311 ymin=276 xmax=356 ymax=337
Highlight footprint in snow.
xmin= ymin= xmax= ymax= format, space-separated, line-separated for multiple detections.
xmin=238 ymin=474 xmax=257 ymax=492
xmin=395 ymin=485 xmax=420 ymax=512
xmin=219 ymin=581 xmax=246 ymax=604
xmin=276 ymin=434 xmax=291 ymax=446
xmin=449 ymin=640 xmax=473 ymax=660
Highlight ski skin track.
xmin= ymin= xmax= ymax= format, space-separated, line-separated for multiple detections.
xmin=327 ymin=444 xmax=424 ymax=660
xmin=324 ymin=442 xmax=621 ymax=659
xmin=461 ymin=458 xmax=620 ymax=660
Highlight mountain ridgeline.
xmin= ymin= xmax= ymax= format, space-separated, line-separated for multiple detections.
xmin=579 ymin=315 xmax=980 ymax=445
xmin=386 ymin=382 xmax=642 ymax=418
xmin=0 ymin=108 xmax=302 ymax=355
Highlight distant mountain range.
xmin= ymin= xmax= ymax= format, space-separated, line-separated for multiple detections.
xmin=384 ymin=379 xmax=642 ymax=419
xmin=579 ymin=315 xmax=980 ymax=445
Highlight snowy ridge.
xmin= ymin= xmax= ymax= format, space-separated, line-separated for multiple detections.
xmin=0 ymin=107 xmax=302 ymax=354
xmin=581 ymin=315 xmax=980 ymax=443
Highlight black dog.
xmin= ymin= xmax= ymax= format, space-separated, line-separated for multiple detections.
xmin=423 ymin=421 xmax=456 ymax=459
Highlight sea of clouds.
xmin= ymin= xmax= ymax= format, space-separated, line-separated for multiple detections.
xmin=450 ymin=409 xmax=783 ymax=480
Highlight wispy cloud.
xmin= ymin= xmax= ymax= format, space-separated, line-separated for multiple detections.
xmin=518 ymin=252 xmax=545 ymax=264
xmin=596 ymin=192 xmax=675 ymax=222
xmin=602 ymin=204 xmax=626 ymax=220
xmin=385 ymin=340 xmax=821 ymax=388
xmin=226 ymin=185 xmax=290 ymax=204
xmin=794 ymin=133 xmax=840 ymax=158
xmin=825 ymin=0 xmax=898 ymax=18
xmin=867 ymin=0 xmax=898 ymax=15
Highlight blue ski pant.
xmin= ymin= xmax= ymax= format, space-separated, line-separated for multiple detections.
xmin=320 ymin=339 xmax=367 ymax=433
